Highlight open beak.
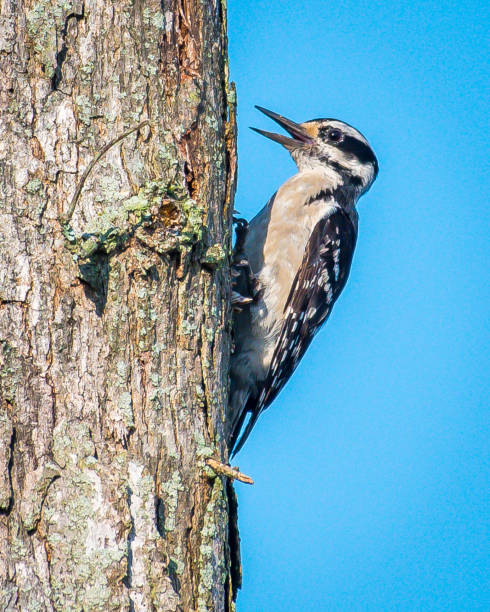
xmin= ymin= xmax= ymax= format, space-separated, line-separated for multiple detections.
xmin=251 ymin=106 xmax=314 ymax=149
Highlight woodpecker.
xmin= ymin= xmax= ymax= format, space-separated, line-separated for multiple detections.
xmin=229 ymin=106 xmax=378 ymax=455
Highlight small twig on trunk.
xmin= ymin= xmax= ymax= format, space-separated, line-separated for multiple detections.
xmin=60 ymin=120 xmax=150 ymax=225
xmin=205 ymin=458 xmax=254 ymax=485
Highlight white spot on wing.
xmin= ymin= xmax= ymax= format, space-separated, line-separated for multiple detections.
xmin=307 ymin=307 xmax=317 ymax=319
xmin=333 ymin=248 xmax=340 ymax=281
xmin=320 ymin=270 xmax=330 ymax=287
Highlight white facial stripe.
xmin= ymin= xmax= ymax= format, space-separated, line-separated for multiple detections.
xmin=289 ymin=119 xmax=377 ymax=190
xmin=325 ymin=121 xmax=371 ymax=147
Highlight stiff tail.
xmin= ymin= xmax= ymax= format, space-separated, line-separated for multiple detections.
xmin=230 ymin=408 xmax=261 ymax=457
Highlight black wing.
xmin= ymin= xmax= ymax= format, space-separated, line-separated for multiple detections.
xmin=232 ymin=208 xmax=357 ymax=454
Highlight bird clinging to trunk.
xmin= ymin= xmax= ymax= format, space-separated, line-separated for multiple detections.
xmin=229 ymin=106 xmax=378 ymax=455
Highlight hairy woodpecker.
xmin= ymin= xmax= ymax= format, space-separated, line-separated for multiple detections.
xmin=229 ymin=106 xmax=378 ymax=455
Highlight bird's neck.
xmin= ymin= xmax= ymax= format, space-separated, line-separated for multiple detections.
xmin=294 ymin=166 xmax=361 ymax=214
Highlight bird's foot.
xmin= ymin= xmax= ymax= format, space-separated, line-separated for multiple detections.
xmin=231 ymin=260 xmax=259 ymax=310
xmin=231 ymin=291 xmax=253 ymax=307
xmin=231 ymin=217 xmax=259 ymax=310
xmin=233 ymin=216 xmax=249 ymax=252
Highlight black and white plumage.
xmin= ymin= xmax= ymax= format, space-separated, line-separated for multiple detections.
xmin=229 ymin=106 xmax=378 ymax=455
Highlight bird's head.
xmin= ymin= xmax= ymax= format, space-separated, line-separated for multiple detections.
xmin=252 ymin=106 xmax=378 ymax=193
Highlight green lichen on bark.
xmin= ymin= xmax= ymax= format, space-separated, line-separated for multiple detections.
xmin=0 ymin=341 xmax=21 ymax=405
xmin=159 ymin=471 xmax=184 ymax=534
xmin=65 ymin=182 xmax=160 ymax=258
xmin=19 ymin=462 xmax=61 ymax=531
xmin=201 ymin=243 xmax=227 ymax=269
xmin=0 ymin=407 xmax=13 ymax=509
xmin=42 ymin=420 xmax=129 ymax=611
xmin=197 ymin=478 xmax=228 ymax=612
xmin=62 ymin=180 xmax=206 ymax=289
xmin=25 ymin=0 xmax=75 ymax=76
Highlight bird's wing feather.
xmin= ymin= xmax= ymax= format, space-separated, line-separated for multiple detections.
xmin=232 ymin=207 xmax=357 ymax=454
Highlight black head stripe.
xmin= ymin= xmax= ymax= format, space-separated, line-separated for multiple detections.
xmin=338 ymin=135 xmax=378 ymax=169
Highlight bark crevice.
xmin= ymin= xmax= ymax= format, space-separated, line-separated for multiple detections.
xmin=122 ymin=486 xmax=135 ymax=591
xmin=51 ymin=5 xmax=85 ymax=91
xmin=0 ymin=426 xmax=15 ymax=516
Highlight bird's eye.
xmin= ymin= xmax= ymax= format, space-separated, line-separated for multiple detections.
xmin=328 ymin=129 xmax=342 ymax=142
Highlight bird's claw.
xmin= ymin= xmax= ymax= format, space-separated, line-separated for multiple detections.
xmin=233 ymin=218 xmax=249 ymax=253
xmin=231 ymin=291 xmax=254 ymax=306
xmin=231 ymin=217 xmax=255 ymax=309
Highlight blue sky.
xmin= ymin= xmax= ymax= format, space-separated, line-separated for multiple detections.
xmin=227 ymin=1 xmax=489 ymax=610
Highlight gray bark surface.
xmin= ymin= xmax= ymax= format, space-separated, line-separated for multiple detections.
xmin=0 ymin=0 xmax=238 ymax=609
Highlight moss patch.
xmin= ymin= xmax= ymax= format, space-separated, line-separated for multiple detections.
xmin=62 ymin=180 xmax=205 ymax=292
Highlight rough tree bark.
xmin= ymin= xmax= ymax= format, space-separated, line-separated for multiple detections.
xmin=0 ymin=0 xmax=239 ymax=609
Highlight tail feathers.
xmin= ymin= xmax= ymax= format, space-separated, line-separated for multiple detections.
xmin=229 ymin=408 xmax=248 ymax=456
xmin=230 ymin=406 xmax=261 ymax=457
xmin=228 ymin=385 xmax=262 ymax=456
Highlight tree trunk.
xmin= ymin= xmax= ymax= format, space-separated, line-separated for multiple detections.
xmin=0 ymin=0 xmax=238 ymax=609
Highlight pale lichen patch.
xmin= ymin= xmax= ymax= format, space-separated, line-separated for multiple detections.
xmin=126 ymin=461 xmax=179 ymax=610
xmin=41 ymin=421 xmax=129 ymax=610
xmin=0 ymin=408 xmax=13 ymax=509
xmin=159 ymin=471 xmax=184 ymax=533
xmin=197 ymin=478 xmax=228 ymax=611
xmin=19 ymin=461 xmax=61 ymax=531
xmin=63 ymin=180 xmax=205 ymax=270
xmin=25 ymin=0 xmax=74 ymax=77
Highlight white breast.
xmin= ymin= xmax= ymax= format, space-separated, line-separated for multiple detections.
xmin=243 ymin=168 xmax=340 ymax=373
